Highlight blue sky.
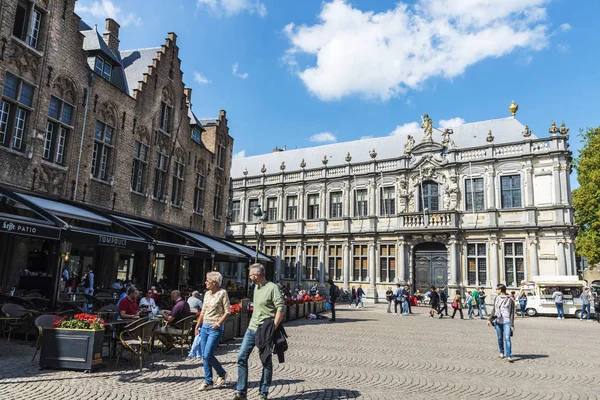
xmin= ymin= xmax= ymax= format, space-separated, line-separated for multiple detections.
xmin=75 ymin=0 xmax=600 ymax=188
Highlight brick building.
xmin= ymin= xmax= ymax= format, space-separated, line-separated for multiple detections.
xmin=0 ymin=0 xmax=259 ymax=301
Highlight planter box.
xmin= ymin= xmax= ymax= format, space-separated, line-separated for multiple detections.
xmin=39 ymin=328 xmax=104 ymax=372
xmin=232 ymin=313 xmax=240 ymax=338
xmin=283 ymin=305 xmax=288 ymax=322
xmin=306 ymin=302 xmax=314 ymax=315
xmin=288 ymin=304 xmax=297 ymax=321
xmin=297 ymin=303 xmax=305 ymax=318
xmin=222 ymin=317 xmax=235 ymax=342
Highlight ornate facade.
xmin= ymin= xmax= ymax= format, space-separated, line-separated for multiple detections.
xmin=229 ymin=106 xmax=575 ymax=301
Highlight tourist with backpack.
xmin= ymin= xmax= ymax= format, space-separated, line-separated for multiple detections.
xmin=327 ymin=278 xmax=338 ymax=322
xmin=356 ymin=285 xmax=365 ymax=308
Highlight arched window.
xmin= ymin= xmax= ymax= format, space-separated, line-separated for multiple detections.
xmin=420 ymin=181 xmax=439 ymax=211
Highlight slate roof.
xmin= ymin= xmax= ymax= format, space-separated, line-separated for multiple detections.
xmin=120 ymin=47 xmax=161 ymax=97
xmin=231 ymin=117 xmax=537 ymax=179
xmin=198 ymin=118 xmax=218 ymax=126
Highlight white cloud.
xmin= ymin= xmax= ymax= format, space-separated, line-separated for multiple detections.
xmin=232 ymin=150 xmax=246 ymax=159
xmin=359 ymin=135 xmax=373 ymax=140
xmin=439 ymin=117 xmax=466 ymax=128
xmin=389 ymin=122 xmax=420 ymax=137
xmin=75 ymin=0 xmax=142 ymax=27
xmin=232 ymin=63 xmax=249 ymax=79
xmin=559 ymin=23 xmax=571 ymax=32
xmin=197 ymin=0 xmax=266 ymax=17
xmin=193 ymin=72 xmax=211 ymax=84
xmin=309 ymin=132 xmax=337 ymax=143
xmin=283 ymin=0 xmax=551 ymax=101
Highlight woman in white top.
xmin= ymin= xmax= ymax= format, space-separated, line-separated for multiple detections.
xmin=139 ymin=289 xmax=159 ymax=317
xmin=488 ymin=284 xmax=516 ymax=362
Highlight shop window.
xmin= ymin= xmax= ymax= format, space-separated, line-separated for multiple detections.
xmin=131 ymin=141 xmax=148 ymax=193
xmin=1 ymin=73 xmax=34 ymax=151
xmin=91 ymin=120 xmax=114 ymax=180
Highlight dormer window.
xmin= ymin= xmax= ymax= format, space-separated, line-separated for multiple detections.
xmin=94 ymin=56 xmax=112 ymax=81
xmin=191 ymin=127 xmax=201 ymax=144
xmin=13 ymin=1 xmax=43 ymax=49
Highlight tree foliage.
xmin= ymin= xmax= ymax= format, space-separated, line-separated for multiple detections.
xmin=573 ymin=126 xmax=600 ymax=264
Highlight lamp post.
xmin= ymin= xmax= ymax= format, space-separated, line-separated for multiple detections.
xmin=253 ymin=205 xmax=267 ymax=264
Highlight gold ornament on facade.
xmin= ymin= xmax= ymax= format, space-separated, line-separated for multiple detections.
xmin=508 ymin=100 xmax=518 ymax=116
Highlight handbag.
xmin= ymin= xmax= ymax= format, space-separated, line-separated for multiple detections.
xmin=451 ymin=301 xmax=458 ymax=309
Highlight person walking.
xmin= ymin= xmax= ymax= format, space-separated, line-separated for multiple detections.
xmin=552 ymin=288 xmax=565 ymax=319
xmin=438 ymin=286 xmax=448 ymax=318
xmin=580 ymin=287 xmax=593 ymax=322
xmin=451 ymin=290 xmax=464 ymax=319
xmin=348 ymin=286 xmax=357 ymax=308
xmin=466 ymin=291 xmax=476 ymax=319
xmin=400 ymin=285 xmax=409 ymax=315
xmin=356 ymin=285 xmax=365 ymax=309
xmin=385 ymin=287 xmax=393 ymax=313
xmin=429 ymin=286 xmax=440 ymax=318
xmin=479 ymin=288 xmax=489 ymax=317
xmin=327 ymin=278 xmax=338 ymax=322
xmin=518 ymin=291 xmax=528 ymax=317
xmin=234 ymin=264 xmax=284 ymax=400
xmin=404 ymin=284 xmax=413 ymax=314
xmin=472 ymin=287 xmax=483 ymax=319
xmin=488 ymin=284 xmax=516 ymax=362
xmin=393 ymin=284 xmax=403 ymax=315
xmin=194 ymin=272 xmax=231 ymax=391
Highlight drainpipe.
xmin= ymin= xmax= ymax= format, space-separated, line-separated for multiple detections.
xmin=74 ymin=73 xmax=94 ymax=201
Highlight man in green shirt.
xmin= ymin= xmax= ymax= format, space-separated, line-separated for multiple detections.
xmin=233 ymin=263 xmax=284 ymax=400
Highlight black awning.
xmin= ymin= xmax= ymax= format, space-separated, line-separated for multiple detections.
xmin=182 ymin=230 xmax=249 ymax=262
xmin=223 ymin=240 xmax=273 ymax=264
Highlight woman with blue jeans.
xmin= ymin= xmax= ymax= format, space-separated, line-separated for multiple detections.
xmin=194 ymin=271 xmax=231 ymax=391
xmin=488 ymin=284 xmax=516 ymax=362
xmin=552 ymin=289 xmax=565 ymax=319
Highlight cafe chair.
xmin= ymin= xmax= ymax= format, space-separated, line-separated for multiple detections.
xmin=164 ymin=315 xmax=196 ymax=356
xmin=115 ymin=319 xmax=160 ymax=371
xmin=31 ymin=315 xmax=56 ymax=362
xmin=1 ymin=303 xmax=34 ymax=342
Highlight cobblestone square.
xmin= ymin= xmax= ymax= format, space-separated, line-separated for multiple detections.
xmin=1 ymin=305 xmax=598 ymax=400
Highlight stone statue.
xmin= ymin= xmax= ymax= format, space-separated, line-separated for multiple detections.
xmin=398 ymin=177 xmax=409 ymax=212
xmin=408 ymin=191 xmax=415 ymax=212
xmin=443 ymin=175 xmax=459 ymax=210
xmin=403 ymin=135 xmax=415 ymax=156
xmin=421 ymin=113 xmax=433 ymax=141
xmin=441 ymin=129 xmax=455 ymax=148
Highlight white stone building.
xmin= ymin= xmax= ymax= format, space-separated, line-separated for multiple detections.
xmin=229 ymin=105 xmax=575 ymax=301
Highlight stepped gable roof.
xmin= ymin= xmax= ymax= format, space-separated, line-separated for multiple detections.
xmin=120 ymin=47 xmax=161 ymax=97
xmin=231 ymin=117 xmax=535 ymax=179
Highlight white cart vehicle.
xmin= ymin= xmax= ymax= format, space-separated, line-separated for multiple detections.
xmin=522 ymin=276 xmax=594 ymax=318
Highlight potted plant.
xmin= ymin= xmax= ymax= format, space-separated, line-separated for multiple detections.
xmin=286 ymin=298 xmax=297 ymax=321
xmin=39 ymin=313 xmax=105 ymax=372
xmin=314 ymin=295 xmax=324 ymax=313
xmin=229 ymin=303 xmax=242 ymax=337
xmin=297 ymin=298 xmax=306 ymax=318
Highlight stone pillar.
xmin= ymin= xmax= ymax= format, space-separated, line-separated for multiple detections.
xmin=568 ymin=237 xmax=577 ymax=275
xmin=320 ymin=187 xmax=326 ymax=219
xmin=277 ymin=190 xmax=284 ymax=221
xmin=448 ymin=235 xmax=458 ymax=287
xmin=274 ymin=242 xmax=282 ymax=282
xmin=559 ymin=165 xmax=569 ymax=205
xmin=487 ymin=168 xmax=496 ymax=209
xmin=298 ymin=188 xmax=305 ymax=220
xmin=528 ymin=234 xmax=540 ymax=278
xmin=318 ymin=242 xmax=325 ymax=285
xmin=490 ymin=236 xmax=499 ymax=288
xmin=369 ymin=180 xmax=376 ymax=216
xmin=343 ymin=242 xmax=350 ymax=290
xmin=344 ymin=183 xmax=351 ymax=217
xmin=408 ymin=244 xmax=414 ymax=286
xmin=367 ymin=241 xmax=378 ymax=303
xmin=557 ymin=238 xmax=567 ymax=275
xmin=397 ymin=238 xmax=406 ymax=283
xmin=240 ymin=194 xmax=247 ymax=223
xmin=525 ymin=166 xmax=534 ymax=207
xmin=296 ymin=242 xmax=302 ymax=289
xmin=552 ymin=165 xmax=561 ymax=205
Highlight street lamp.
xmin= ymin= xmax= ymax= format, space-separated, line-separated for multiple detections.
xmin=253 ymin=205 xmax=267 ymax=264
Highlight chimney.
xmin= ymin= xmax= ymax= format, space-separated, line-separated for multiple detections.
xmin=103 ymin=18 xmax=120 ymax=54
xmin=219 ymin=110 xmax=226 ymax=118
xmin=183 ymin=88 xmax=192 ymax=107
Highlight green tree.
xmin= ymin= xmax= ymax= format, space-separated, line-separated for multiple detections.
xmin=573 ymin=126 xmax=600 ymax=264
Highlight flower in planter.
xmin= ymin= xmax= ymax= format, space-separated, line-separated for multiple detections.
xmin=284 ymin=298 xmax=297 ymax=306
xmin=53 ymin=313 xmax=105 ymax=330
xmin=313 ymin=296 xmax=324 ymax=301
xmin=230 ymin=303 xmax=242 ymax=314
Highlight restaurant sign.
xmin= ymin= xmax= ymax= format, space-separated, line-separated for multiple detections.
xmin=98 ymin=235 xmax=127 ymax=248
xmin=178 ymin=247 xmax=196 ymax=257
xmin=0 ymin=217 xmax=60 ymax=240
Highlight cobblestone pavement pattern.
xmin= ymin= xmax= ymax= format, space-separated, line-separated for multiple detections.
xmin=1 ymin=306 xmax=599 ymax=400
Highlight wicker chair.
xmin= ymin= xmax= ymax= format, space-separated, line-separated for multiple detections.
xmin=1 ymin=303 xmax=34 ymax=342
xmin=115 ymin=320 xmax=160 ymax=371
xmin=162 ymin=315 xmax=196 ymax=356
xmin=31 ymin=315 xmax=56 ymax=361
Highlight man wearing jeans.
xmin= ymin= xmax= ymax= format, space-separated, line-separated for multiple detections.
xmin=580 ymin=287 xmax=593 ymax=321
xmin=234 ymin=264 xmax=284 ymax=400
xmin=552 ymin=288 xmax=565 ymax=319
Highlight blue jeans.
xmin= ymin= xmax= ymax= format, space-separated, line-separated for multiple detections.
xmin=468 ymin=304 xmax=475 ymax=318
xmin=581 ymin=304 xmax=591 ymax=320
xmin=478 ymin=302 xmax=488 ymax=317
xmin=519 ymin=302 xmax=527 ymax=316
xmin=402 ymin=299 xmax=409 ymax=314
xmin=494 ymin=321 xmax=512 ymax=358
xmin=237 ymin=329 xmax=272 ymax=396
xmin=356 ymin=296 xmax=364 ymax=308
xmin=200 ymin=322 xmax=225 ymax=385
xmin=555 ymin=303 xmax=565 ymax=318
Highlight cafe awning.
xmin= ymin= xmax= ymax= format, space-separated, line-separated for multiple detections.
xmin=223 ymin=240 xmax=273 ymax=264
xmin=18 ymin=193 xmax=152 ymax=251
xmin=0 ymin=187 xmax=66 ymax=240
xmin=112 ymin=215 xmax=210 ymax=258
xmin=183 ymin=230 xmax=249 ymax=262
